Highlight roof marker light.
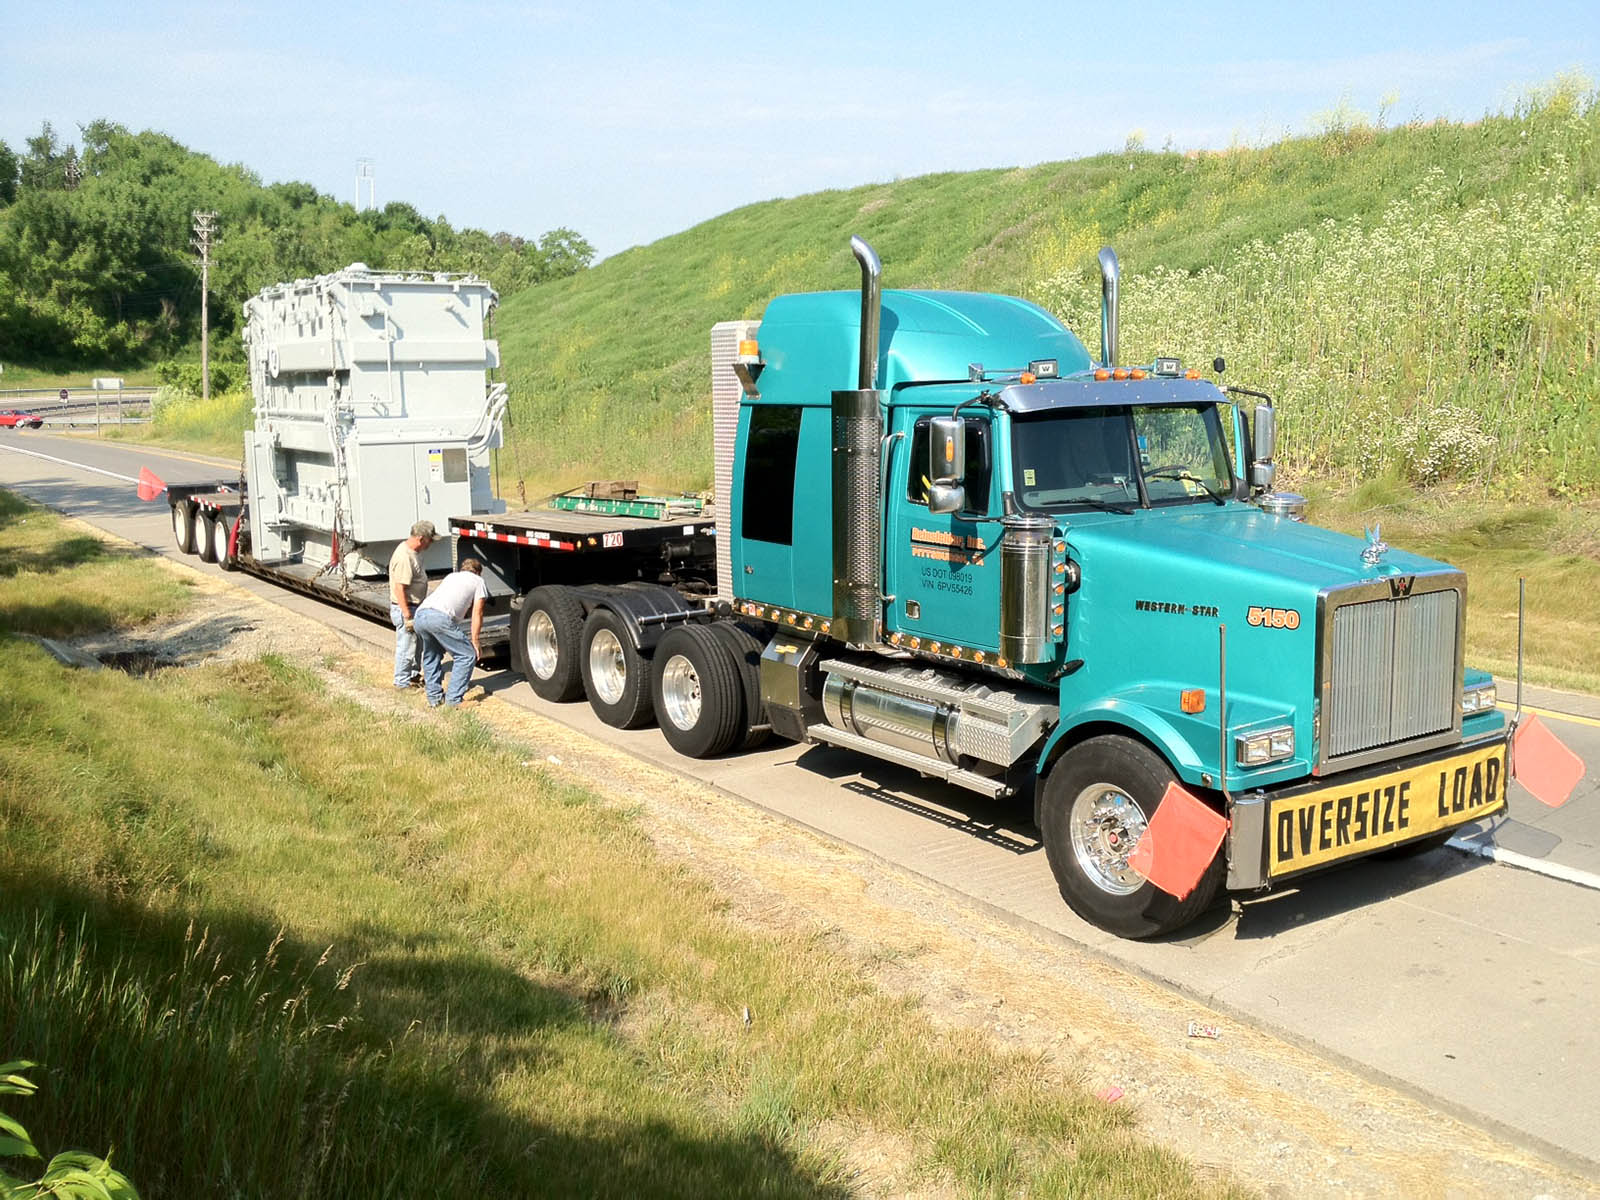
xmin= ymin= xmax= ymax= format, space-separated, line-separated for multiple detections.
xmin=1112 ymin=368 xmax=1130 ymax=380
xmin=1130 ymin=368 xmax=1148 ymax=380
xmin=1094 ymin=368 xmax=1111 ymax=381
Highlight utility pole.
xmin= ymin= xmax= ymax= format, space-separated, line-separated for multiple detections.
xmin=191 ymin=210 xmax=218 ymax=399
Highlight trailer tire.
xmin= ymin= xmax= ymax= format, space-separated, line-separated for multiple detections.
xmin=653 ymin=625 xmax=743 ymax=758
xmin=580 ymin=608 xmax=654 ymax=729
xmin=171 ymin=501 xmax=196 ymax=555
xmin=1039 ymin=734 xmax=1225 ymax=939
xmin=516 ymin=586 xmax=587 ymax=701
xmin=195 ymin=509 xmax=218 ymax=563
xmin=213 ymin=511 xmax=237 ymax=570
xmin=710 ymin=621 xmax=771 ymax=750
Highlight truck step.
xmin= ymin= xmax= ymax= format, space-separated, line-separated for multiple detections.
xmin=550 ymin=494 xmax=705 ymax=520
xmin=806 ymin=725 xmax=1013 ymax=799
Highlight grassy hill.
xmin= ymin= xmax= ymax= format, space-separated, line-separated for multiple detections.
xmin=491 ymin=78 xmax=1599 ymax=499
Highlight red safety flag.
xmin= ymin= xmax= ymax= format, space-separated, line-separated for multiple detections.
xmin=1127 ymin=782 xmax=1229 ymax=900
xmin=136 ymin=467 xmax=166 ymax=501
xmin=1511 ymin=714 xmax=1586 ymax=809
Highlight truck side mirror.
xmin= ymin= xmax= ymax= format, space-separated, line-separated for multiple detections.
xmin=927 ymin=416 xmax=967 ymax=514
xmin=1249 ymin=405 xmax=1276 ymax=490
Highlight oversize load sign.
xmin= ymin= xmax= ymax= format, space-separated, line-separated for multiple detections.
xmin=1268 ymin=742 xmax=1506 ymax=876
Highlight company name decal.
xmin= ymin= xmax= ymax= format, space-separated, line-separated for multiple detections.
xmin=1133 ymin=600 xmax=1220 ymax=618
xmin=1247 ymin=605 xmax=1301 ymax=629
xmin=910 ymin=527 xmax=986 ymax=565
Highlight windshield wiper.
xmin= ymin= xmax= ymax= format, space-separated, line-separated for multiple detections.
xmin=1070 ymin=496 xmax=1135 ymax=515
xmin=1145 ymin=468 xmax=1226 ymax=506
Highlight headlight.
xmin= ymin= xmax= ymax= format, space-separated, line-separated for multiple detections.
xmin=1236 ymin=725 xmax=1295 ymax=766
xmin=1460 ymin=683 xmax=1497 ymax=714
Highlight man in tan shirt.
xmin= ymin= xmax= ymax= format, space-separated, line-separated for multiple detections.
xmin=389 ymin=520 xmax=436 ymax=688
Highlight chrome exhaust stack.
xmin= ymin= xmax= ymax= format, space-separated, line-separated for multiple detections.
xmin=831 ymin=237 xmax=886 ymax=646
xmin=1098 ymin=246 xmax=1119 ymax=367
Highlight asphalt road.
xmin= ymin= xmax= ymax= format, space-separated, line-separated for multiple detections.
xmin=3 ymin=432 xmax=1598 ymax=1178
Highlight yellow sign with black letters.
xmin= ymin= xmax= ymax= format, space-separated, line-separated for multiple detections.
xmin=1268 ymin=741 xmax=1506 ymax=876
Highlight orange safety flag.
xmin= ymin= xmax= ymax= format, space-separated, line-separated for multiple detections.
xmin=1511 ymin=714 xmax=1586 ymax=809
xmin=1127 ymin=782 xmax=1229 ymax=900
xmin=136 ymin=467 xmax=166 ymax=501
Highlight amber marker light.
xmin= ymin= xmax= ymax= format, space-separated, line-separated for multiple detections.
xmin=737 ymin=339 xmax=760 ymax=358
xmin=1019 ymin=371 xmax=1037 ymax=384
xmin=1180 ymin=688 xmax=1206 ymax=714
xmin=1094 ymin=368 xmax=1111 ymax=381
xmin=1129 ymin=368 xmax=1147 ymax=380
xmin=1185 ymin=369 xmax=1200 ymax=379
xmin=1112 ymin=368 xmax=1130 ymax=380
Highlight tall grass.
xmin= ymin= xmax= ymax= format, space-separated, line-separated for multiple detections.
xmin=109 ymin=386 xmax=252 ymax=461
xmin=487 ymin=76 xmax=1599 ymax=498
xmin=1036 ymin=86 xmax=1600 ymax=494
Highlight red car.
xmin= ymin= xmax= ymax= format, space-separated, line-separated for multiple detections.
xmin=0 ymin=410 xmax=43 ymax=429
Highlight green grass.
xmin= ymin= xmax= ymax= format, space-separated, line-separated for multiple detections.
xmin=0 ymin=365 xmax=162 ymax=390
xmin=0 ymin=496 xmax=1240 ymax=1198
xmin=103 ymin=387 xmax=251 ymax=461
xmin=488 ymin=77 xmax=1599 ymax=499
xmin=0 ymin=491 xmax=191 ymax=638
xmin=1312 ymin=481 xmax=1600 ymax=694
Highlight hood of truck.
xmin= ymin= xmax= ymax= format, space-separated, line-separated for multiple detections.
xmin=1062 ymin=503 xmax=1451 ymax=592
xmin=1051 ymin=503 xmax=1466 ymax=788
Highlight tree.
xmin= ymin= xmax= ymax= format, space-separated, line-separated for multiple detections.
xmin=0 ymin=140 xmax=18 ymax=206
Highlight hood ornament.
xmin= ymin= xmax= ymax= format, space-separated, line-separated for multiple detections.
xmin=1361 ymin=523 xmax=1389 ymax=566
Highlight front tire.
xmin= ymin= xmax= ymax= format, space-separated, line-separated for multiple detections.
xmin=516 ymin=586 xmax=586 ymax=701
xmin=171 ymin=501 xmax=196 ymax=555
xmin=580 ymin=608 xmax=654 ymax=729
xmin=652 ymin=625 xmax=743 ymax=757
xmin=1039 ymin=735 xmax=1225 ymax=939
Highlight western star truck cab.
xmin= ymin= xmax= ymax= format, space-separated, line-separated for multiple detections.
xmin=710 ymin=239 xmax=1507 ymax=936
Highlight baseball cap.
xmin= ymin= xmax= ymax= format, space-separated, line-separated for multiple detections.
xmin=411 ymin=520 xmax=438 ymax=539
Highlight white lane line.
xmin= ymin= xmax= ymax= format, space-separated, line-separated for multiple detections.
xmin=0 ymin=441 xmax=141 ymax=485
xmin=1448 ymin=835 xmax=1600 ymax=891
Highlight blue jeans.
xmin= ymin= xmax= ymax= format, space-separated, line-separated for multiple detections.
xmin=391 ymin=603 xmax=420 ymax=687
xmin=415 ymin=607 xmax=475 ymax=705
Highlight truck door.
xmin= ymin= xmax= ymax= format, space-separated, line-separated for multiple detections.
xmin=884 ymin=412 xmax=1003 ymax=655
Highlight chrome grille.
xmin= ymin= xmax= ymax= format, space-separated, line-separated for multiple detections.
xmin=1326 ymin=589 xmax=1458 ymax=759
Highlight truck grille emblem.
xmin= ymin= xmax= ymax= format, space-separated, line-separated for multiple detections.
xmin=1389 ymin=576 xmax=1414 ymax=599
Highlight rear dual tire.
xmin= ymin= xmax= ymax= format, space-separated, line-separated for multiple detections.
xmin=516 ymin=586 xmax=586 ymax=702
xmin=580 ymin=608 xmax=655 ymax=729
xmin=195 ymin=509 xmax=218 ymax=563
xmin=653 ymin=625 xmax=744 ymax=757
xmin=171 ymin=502 xmax=196 ymax=555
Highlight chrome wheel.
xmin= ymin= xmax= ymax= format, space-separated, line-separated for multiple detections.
xmin=525 ymin=610 xmax=559 ymax=680
xmin=1068 ymin=782 xmax=1151 ymax=895
xmin=658 ymin=653 xmax=702 ymax=731
xmin=588 ymin=627 xmax=627 ymax=705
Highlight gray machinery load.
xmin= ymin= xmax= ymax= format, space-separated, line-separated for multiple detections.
xmin=242 ymin=264 xmax=508 ymax=576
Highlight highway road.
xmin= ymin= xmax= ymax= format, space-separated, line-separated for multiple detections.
xmin=3 ymin=432 xmax=1598 ymax=1178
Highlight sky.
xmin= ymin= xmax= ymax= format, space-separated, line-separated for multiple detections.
xmin=3 ymin=1 xmax=1596 ymax=259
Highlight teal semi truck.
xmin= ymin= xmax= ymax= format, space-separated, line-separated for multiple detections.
xmin=172 ymin=244 xmax=1507 ymax=939
xmin=478 ymin=237 xmax=1510 ymax=938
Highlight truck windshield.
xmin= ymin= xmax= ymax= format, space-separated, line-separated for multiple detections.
xmin=1011 ymin=404 xmax=1234 ymax=511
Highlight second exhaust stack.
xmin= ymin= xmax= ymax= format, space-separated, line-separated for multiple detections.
xmin=831 ymin=236 xmax=886 ymax=646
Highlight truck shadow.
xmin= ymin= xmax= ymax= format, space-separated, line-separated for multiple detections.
xmin=797 ymin=744 xmax=1042 ymax=855
xmin=1222 ymin=846 xmax=1493 ymax=941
